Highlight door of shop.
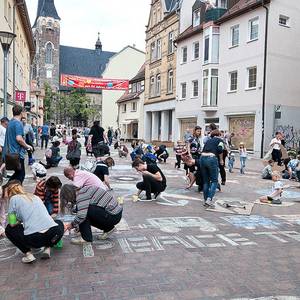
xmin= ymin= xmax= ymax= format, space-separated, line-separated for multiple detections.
xmin=180 ymin=118 xmax=197 ymax=140
xmin=229 ymin=115 xmax=255 ymax=150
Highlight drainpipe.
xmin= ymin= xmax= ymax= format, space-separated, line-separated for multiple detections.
xmin=260 ymin=0 xmax=269 ymax=158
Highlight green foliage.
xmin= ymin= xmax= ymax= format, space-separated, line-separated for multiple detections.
xmin=43 ymin=83 xmax=56 ymax=122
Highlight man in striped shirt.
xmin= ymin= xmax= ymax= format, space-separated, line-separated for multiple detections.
xmin=61 ymin=185 xmax=123 ymax=244
xmin=34 ymin=176 xmax=62 ymax=216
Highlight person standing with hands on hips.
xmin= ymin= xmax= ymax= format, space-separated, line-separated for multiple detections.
xmin=3 ymin=105 xmax=33 ymax=184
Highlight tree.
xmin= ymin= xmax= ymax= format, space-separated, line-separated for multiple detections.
xmin=43 ymin=83 xmax=57 ymax=123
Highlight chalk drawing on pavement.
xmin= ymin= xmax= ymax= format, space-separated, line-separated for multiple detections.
xmin=146 ymin=217 xmax=218 ymax=232
xmin=231 ymin=296 xmax=300 ymax=300
xmin=256 ymin=189 xmax=300 ymax=199
xmin=275 ymin=215 xmax=300 ymax=225
xmin=83 ymin=243 xmax=94 ymax=258
xmin=221 ymin=215 xmax=281 ymax=230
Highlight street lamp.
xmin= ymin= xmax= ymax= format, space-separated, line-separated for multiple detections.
xmin=0 ymin=31 xmax=16 ymax=117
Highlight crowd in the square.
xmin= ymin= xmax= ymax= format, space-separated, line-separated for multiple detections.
xmin=0 ymin=104 xmax=298 ymax=264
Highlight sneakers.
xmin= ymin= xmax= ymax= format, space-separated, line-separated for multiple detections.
xmin=41 ymin=247 xmax=51 ymax=259
xmin=22 ymin=252 xmax=36 ymax=264
xmin=71 ymin=236 xmax=88 ymax=245
xmin=98 ymin=227 xmax=116 ymax=240
xmin=206 ymin=198 xmax=215 ymax=209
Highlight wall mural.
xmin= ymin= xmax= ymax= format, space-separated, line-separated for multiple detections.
xmin=275 ymin=125 xmax=300 ymax=149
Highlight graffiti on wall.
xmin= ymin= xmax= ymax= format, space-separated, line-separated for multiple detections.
xmin=275 ymin=125 xmax=300 ymax=149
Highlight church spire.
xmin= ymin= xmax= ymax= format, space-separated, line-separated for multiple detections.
xmin=33 ymin=0 xmax=60 ymax=27
xmin=95 ymin=32 xmax=102 ymax=53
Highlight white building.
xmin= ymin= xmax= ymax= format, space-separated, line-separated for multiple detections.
xmin=101 ymin=46 xmax=145 ymax=132
xmin=117 ymin=65 xmax=145 ymax=140
xmin=176 ymin=0 xmax=300 ymax=155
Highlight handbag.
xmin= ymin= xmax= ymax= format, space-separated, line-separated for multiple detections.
xmin=5 ymin=136 xmax=21 ymax=171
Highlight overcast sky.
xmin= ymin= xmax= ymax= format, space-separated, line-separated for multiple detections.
xmin=26 ymin=0 xmax=150 ymax=52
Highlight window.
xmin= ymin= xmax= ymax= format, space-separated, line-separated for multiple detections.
xmin=131 ymin=102 xmax=137 ymax=112
xmin=204 ymin=35 xmax=209 ymax=63
xmin=247 ymin=67 xmax=257 ymax=89
xmin=181 ymin=46 xmax=187 ymax=63
xmin=230 ymin=25 xmax=239 ymax=47
xmin=229 ymin=71 xmax=238 ymax=91
xmin=181 ymin=83 xmax=187 ymax=99
xmin=46 ymin=69 xmax=52 ymax=78
xmin=203 ymin=70 xmax=209 ymax=106
xmin=192 ymin=80 xmax=199 ymax=97
xmin=279 ymin=15 xmax=289 ymax=27
xmin=193 ymin=9 xmax=201 ymax=27
xmin=122 ymin=104 xmax=127 ymax=113
xmin=136 ymin=82 xmax=141 ymax=92
xmin=150 ymin=42 xmax=156 ymax=62
xmin=211 ymin=69 xmax=218 ymax=106
xmin=156 ymin=39 xmax=161 ymax=59
xmin=249 ymin=18 xmax=259 ymax=41
xmin=45 ymin=43 xmax=53 ymax=64
xmin=217 ymin=0 xmax=227 ymax=9
xmin=193 ymin=42 xmax=200 ymax=60
xmin=156 ymin=74 xmax=161 ymax=96
xmin=167 ymin=69 xmax=173 ymax=94
xmin=150 ymin=76 xmax=155 ymax=97
xmin=132 ymin=83 xmax=137 ymax=93
xmin=168 ymin=32 xmax=174 ymax=54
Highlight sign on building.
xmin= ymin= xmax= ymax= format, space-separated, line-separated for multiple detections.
xmin=15 ymin=91 xmax=26 ymax=102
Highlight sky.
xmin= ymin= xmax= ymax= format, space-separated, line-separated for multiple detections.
xmin=26 ymin=0 xmax=151 ymax=52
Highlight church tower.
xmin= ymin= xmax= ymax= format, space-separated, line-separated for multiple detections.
xmin=32 ymin=0 xmax=60 ymax=91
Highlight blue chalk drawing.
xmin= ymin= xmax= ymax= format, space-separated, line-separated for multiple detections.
xmin=221 ymin=215 xmax=281 ymax=229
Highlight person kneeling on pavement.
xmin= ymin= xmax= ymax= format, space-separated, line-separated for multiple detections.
xmin=5 ymin=180 xmax=64 ymax=263
xmin=61 ymin=184 xmax=123 ymax=244
xmin=132 ymin=158 xmax=166 ymax=201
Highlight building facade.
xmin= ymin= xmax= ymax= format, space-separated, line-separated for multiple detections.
xmin=175 ymin=0 xmax=300 ymax=155
xmin=144 ymin=0 xmax=181 ymax=145
xmin=117 ymin=64 xmax=145 ymax=141
xmin=101 ymin=46 xmax=145 ymax=131
xmin=0 ymin=0 xmax=34 ymax=118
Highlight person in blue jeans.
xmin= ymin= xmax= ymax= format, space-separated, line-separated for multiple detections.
xmin=41 ymin=123 xmax=49 ymax=149
xmin=239 ymin=142 xmax=247 ymax=174
xmin=3 ymin=105 xmax=33 ymax=184
xmin=200 ymin=130 xmax=224 ymax=208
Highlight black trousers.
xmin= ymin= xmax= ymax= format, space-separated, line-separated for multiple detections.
xmin=219 ymin=163 xmax=226 ymax=183
xmin=69 ymin=158 xmax=80 ymax=167
xmin=9 ymin=158 xmax=25 ymax=184
xmin=175 ymin=155 xmax=181 ymax=168
xmin=79 ymin=205 xmax=122 ymax=242
xmin=136 ymin=175 xmax=166 ymax=199
xmin=272 ymin=149 xmax=282 ymax=165
xmin=5 ymin=220 xmax=64 ymax=254
xmin=41 ymin=135 xmax=49 ymax=149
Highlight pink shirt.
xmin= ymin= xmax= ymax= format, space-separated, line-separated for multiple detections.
xmin=73 ymin=170 xmax=107 ymax=190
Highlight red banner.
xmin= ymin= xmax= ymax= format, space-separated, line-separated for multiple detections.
xmin=60 ymin=74 xmax=129 ymax=91
xmin=15 ymin=91 xmax=26 ymax=102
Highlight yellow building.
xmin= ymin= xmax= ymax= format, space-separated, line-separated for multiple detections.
xmin=0 ymin=0 xmax=34 ymax=118
xmin=144 ymin=0 xmax=180 ymax=145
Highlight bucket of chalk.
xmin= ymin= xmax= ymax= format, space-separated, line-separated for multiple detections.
xmin=8 ymin=213 xmax=17 ymax=225
xmin=54 ymin=239 xmax=63 ymax=249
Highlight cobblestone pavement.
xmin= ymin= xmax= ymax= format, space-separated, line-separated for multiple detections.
xmin=1 ymin=142 xmax=300 ymax=300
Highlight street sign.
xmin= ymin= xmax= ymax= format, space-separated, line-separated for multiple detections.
xmin=15 ymin=91 xmax=26 ymax=102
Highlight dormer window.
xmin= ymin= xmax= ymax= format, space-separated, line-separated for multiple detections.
xmin=216 ymin=0 xmax=227 ymax=9
xmin=193 ymin=9 xmax=201 ymax=27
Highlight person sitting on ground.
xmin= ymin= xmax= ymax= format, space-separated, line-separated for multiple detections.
xmin=31 ymin=162 xmax=47 ymax=181
xmin=118 ymin=144 xmax=129 ymax=158
xmin=61 ymin=184 xmax=123 ymax=244
xmin=142 ymin=145 xmax=157 ymax=164
xmin=93 ymin=157 xmax=115 ymax=190
xmin=4 ymin=180 xmax=64 ymax=263
xmin=34 ymin=176 xmax=62 ymax=217
xmin=132 ymin=158 xmax=167 ymax=201
xmin=259 ymin=171 xmax=284 ymax=204
xmin=262 ymin=160 xmax=274 ymax=180
xmin=39 ymin=137 xmax=62 ymax=169
xmin=64 ymin=167 xmax=107 ymax=190
xmin=66 ymin=129 xmax=81 ymax=168
xmin=154 ymin=145 xmax=169 ymax=163
xmin=287 ymin=154 xmax=300 ymax=181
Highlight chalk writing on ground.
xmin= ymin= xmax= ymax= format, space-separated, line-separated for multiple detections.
xmin=274 ymin=215 xmax=300 ymax=225
xmin=221 ymin=215 xmax=281 ymax=230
